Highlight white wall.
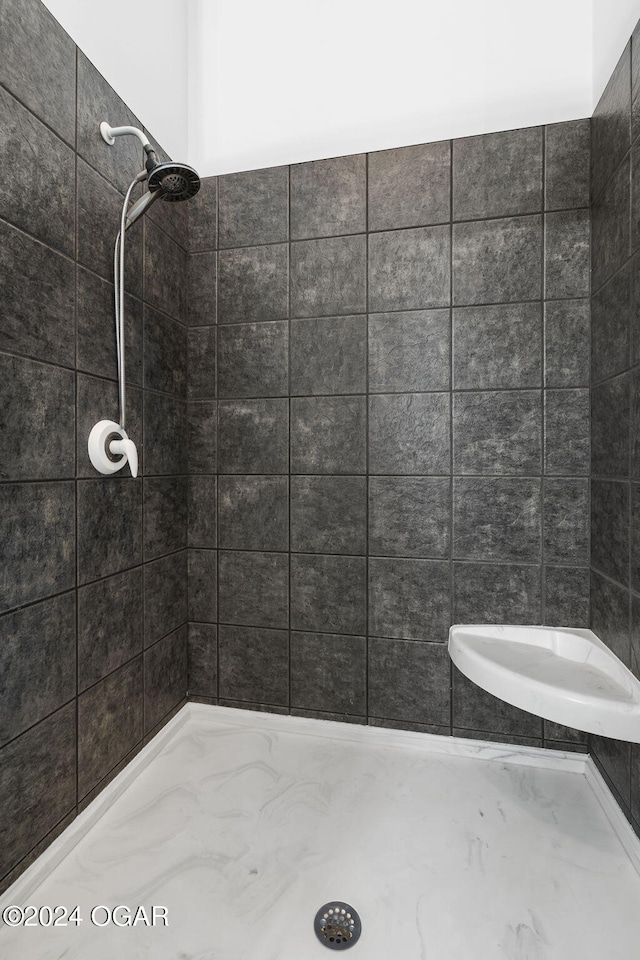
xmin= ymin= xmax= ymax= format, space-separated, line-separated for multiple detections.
xmin=41 ymin=0 xmax=189 ymax=160
xmin=189 ymin=0 xmax=593 ymax=177
xmin=37 ymin=0 xmax=640 ymax=179
xmin=593 ymin=0 xmax=640 ymax=106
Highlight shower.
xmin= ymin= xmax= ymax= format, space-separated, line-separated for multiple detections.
xmin=88 ymin=123 xmax=201 ymax=479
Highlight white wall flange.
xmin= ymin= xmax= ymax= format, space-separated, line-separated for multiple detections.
xmin=88 ymin=420 xmax=138 ymax=478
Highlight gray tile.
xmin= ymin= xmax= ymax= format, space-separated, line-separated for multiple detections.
xmin=0 ymin=704 xmax=75 ymax=881
xmin=189 ymin=177 xmax=217 ymax=252
xmin=291 ymin=235 xmax=366 ymax=317
xmin=189 ymin=401 xmax=217 ymax=474
xmin=218 ymin=321 xmax=288 ymax=398
xmin=217 ymin=699 xmax=289 ymax=716
xmin=591 ymin=374 xmax=630 ymax=477
xmin=188 ymin=476 xmax=217 ymax=548
xmin=543 ymin=567 xmax=590 ymax=628
xmin=219 ymin=167 xmax=288 ymax=247
xmin=591 ymin=570 xmax=630 ymax=666
xmin=188 ymin=622 xmax=217 ymax=698
xmin=453 ymin=390 xmax=541 ymax=475
xmin=0 ymin=354 xmax=74 ymax=481
xmin=144 ymin=306 xmax=187 ymax=396
xmin=633 ymin=484 xmax=640 ymax=591
xmin=0 ymin=592 xmax=75 ymax=746
xmin=545 ymin=120 xmax=590 ymax=211
xmin=591 ymin=265 xmax=630 ymax=384
xmin=144 ymin=219 xmax=188 ymax=323
xmin=291 ymin=633 xmax=366 ymax=715
xmin=0 ymin=216 xmax=75 ymax=367
xmin=545 ymin=300 xmax=591 ymax=387
xmin=188 ymin=252 xmax=217 ymax=326
xmin=453 ymin=666 xmax=542 ymax=738
xmin=592 ymin=736 xmax=631 ymax=811
xmin=144 ymin=627 xmax=187 ymax=733
xmin=369 ymin=226 xmax=450 ymax=312
xmin=188 ymin=326 xmax=217 ymax=400
xmin=219 ymin=399 xmax=288 ymax=474
xmin=544 ymin=209 xmax=590 ymax=299
xmin=77 ymin=267 xmax=142 ymax=384
xmin=368 ymin=141 xmax=451 ymax=231
xmin=218 ymin=244 xmax=288 ymax=323
xmin=543 ymin=478 xmax=589 ymax=565
xmin=144 ymin=551 xmax=188 ymax=647
xmin=291 ymin=396 xmax=366 ymax=474
xmin=369 ymin=477 xmax=450 ymax=558
xmin=144 ymin=392 xmax=187 ymax=476
xmin=78 ymin=478 xmax=142 ymax=584
xmin=453 ymin=216 xmax=542 ymax=306
xmin=0 ymin=84 xmax=75 ymax=258
xmin=219 ymin=624 xmax=289 ymax=706
xmin=592 ymin=41 xmax=631 ymax=200
xmin=369 ymin=393 xmax=450 ymax=475
xmin=591 ymin=480 xmax=629 ymax=585
xmin=78 ymin=658 xmax=143 ymax=798
xmin=218 ymin=551 xmax=288 ymax=628
xmin=0 ymin=811 xmax=75 ymax=896
xmin=368 ymin=557 xmax=450 ymax=640
xmin=543 ymin=719 xmax=588 ymax=746
xmin=545 ymin=389 xmax=590 ymax=475
xmin=0 ymin=482 xmax=75 ymax=614
xmin=76 ymin=51 xmax=143 ymax=189
xmin=76 ymin=375 xmax=142 ymax=479
xmin=633 ymin=370 xmax=640 ymax=479
xmin=291 ymin=315 xmax=366 ymax=395
xmin=219 ymin=476 xmax=288 ymax=550
xmin=290 ymin=476 xmax=366 ymax=555
xmin=0 ymin=0 xmax=75 ymax=144
xmin=291 ymin=154 xmax=366 ymax=238
xmin=291 ymin=554 xmax=366 ymax=635
xmin=143 ymin=476 xmax=187 ymax=560
xmin=633 ymin=20 xmax=640 ymax=143
xmin=453 ymin=562 xmax=541 ymax=623
xmin=368 ymin=638 xmax=450 ymax=726
xmin=77 ymin=158 xmax=143 ymax=296
xmin=369 ymin=309 xmax=450 ymax=392
xmin=591 ymin=157 xmax=631 ymax=292
xmin=453 ymin=128 xmax=543 ymax=220
xmin=453 ymin=478 xmax=541 ymax=562
xmin=188 ymin=550 xmax=217 ymax=622
xmin=632 ymin=140 xmax=640 ymax=254
xmin=78 ymin=567 xmax=143 ymax=691
xmin=453 ymin=302 xmax=542 ymax=389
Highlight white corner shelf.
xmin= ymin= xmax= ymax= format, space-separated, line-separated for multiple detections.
xmin=449 ymin=625 xmax=640 ymax=742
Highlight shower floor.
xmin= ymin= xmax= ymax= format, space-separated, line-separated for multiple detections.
xmin=2 ymin=705 xmax=640 ymax=959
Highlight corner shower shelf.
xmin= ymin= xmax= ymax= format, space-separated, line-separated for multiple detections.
xmin=449 ymin=625 xmax=640 ymax=742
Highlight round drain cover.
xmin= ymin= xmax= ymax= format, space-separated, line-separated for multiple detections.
xmin=314 ymin=902 xmax=361 ymax=950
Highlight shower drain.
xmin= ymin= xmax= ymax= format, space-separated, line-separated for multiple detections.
xmin=314 ymin=902 xmax=361 ymax=950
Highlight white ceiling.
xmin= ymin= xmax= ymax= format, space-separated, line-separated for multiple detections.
xmin=42 ymin=0 xmax=640 ymax=177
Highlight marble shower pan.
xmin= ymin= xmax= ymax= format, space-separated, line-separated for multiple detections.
xmin=2 ymin=704 xmax=640 ymax=959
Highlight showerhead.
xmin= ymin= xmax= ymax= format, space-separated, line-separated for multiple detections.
xmin=124 ymin=153 xmax=201 ymax=229
xmin=147 ymin=161 xmax=201 ymax=202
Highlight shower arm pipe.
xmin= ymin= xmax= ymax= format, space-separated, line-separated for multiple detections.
xmin=100 ymin=122 xmax=152 ymax=150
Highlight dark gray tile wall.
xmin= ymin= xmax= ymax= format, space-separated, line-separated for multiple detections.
xmin=590 ymin=20 xmax=640 ymax=836
xmin=186 ymin=120 xmax=591 ymax=751
xmin=0 ymin=0 xmax=188 ymax=892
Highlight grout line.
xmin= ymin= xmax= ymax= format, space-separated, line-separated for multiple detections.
xmin=449 ymin=138 xmax=455 ymax=735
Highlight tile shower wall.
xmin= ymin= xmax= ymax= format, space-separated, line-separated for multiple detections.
xmin=0 ymin=0 xmax=188 ymax=893
xmin=186 ymin=121 xmax=591 ymax=749
xmin=590 ymin=19 xmax=640 ymax=835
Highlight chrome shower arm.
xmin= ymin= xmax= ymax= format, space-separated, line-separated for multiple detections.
xmin=100 ymin=122 xmax=152 ymax=149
